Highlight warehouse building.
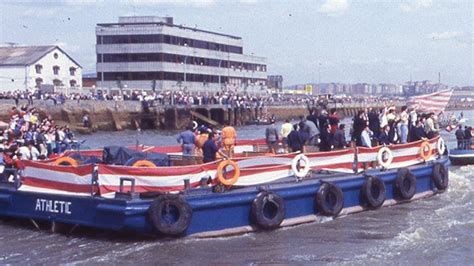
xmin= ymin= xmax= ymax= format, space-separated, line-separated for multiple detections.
xmin=0 ymin=45 xmax=82 ymax=92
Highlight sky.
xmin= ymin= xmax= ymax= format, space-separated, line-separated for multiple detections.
xmin=0 ymin=0 xmax=472 ymax=87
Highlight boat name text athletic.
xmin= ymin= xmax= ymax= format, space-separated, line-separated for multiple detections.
xmin=35 ymin=199 xmax=72 ymax=214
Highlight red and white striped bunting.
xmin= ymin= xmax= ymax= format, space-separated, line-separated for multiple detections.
xmin=22 ymin=160 xmax=94 ymax=194
xmin=408 ymin=89 xmax=453 ymax=114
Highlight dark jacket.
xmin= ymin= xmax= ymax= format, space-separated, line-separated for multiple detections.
xmin=378 ymin=131 xmax=390 ymax=145
xmin=333 ymin=128 xmax=346 ymax=149
xmin=319 ymin=129 xmax=332 ymax=151
xmin=413 ymin=126 xmax=426 ymax=141
xmin=455 ymin=128 xmax=464 ymax=140
xmin=287 ymin=130 xmax=304 ymax=152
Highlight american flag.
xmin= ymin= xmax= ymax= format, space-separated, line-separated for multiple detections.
xmin=408 ymin=89 xmax=453 ymax=114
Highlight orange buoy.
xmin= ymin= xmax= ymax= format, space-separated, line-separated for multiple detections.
xmin=54 ymin=156 xmax=79 ymax=167
xmin=217 ymin=160 xmax=240 ymax=186
xmin=132 ymin=160 xmax=157 ymax=168
xmin=420 ymin=141 xmax=432 ymax=161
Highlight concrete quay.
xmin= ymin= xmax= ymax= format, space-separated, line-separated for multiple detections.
xmin=0 ymin=99 xmax=405 ymax=132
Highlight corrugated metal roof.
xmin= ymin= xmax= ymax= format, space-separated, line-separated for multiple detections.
xmin=0 ymin=45 xmax=57 ymax=66
xmin=0 ymin=45 xmax=81 ymax=67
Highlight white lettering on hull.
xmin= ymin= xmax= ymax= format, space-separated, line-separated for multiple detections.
xmin=35 ymin=199 xmax=72 ymax=214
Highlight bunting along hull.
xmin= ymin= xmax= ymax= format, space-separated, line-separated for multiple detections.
xmin=0 ymin=156 xmax=449 ymax=238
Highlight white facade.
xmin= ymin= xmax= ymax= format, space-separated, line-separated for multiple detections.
xmin=0 ymin=46 xmax=82 ymax=93
xmin=96 ymin=16 xmax=267 ymax=94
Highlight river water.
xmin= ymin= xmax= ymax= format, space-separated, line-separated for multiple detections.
xmin=0 ymin=111 xmax=472 ymax=264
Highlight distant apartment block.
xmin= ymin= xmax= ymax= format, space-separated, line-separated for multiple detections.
xmin=96 ymin=16 xmax=267 ymax=93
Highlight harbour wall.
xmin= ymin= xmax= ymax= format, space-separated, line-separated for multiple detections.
xmin=0 ymin=99 xmax=406 ymax=132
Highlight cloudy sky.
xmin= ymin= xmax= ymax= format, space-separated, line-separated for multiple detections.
xmin=0 ymin=0 xmax=472 ymax=86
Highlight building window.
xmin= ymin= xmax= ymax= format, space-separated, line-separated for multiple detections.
xmin=53 ymin=79 xmax=63 ymax=86
xmin=35 ymin=64 xmax=43 ymax=74
xmin=35 ymin=78 xmax=43 ymax=88
xmin=53 ymin=66 xmax=60 ymax=75
xmin=70 ymin=80 xmax=77 ymax=87
xmin=53 ymin=53 xmax=59 ymax=59
xmin=69 ymin=67 xmax=76 ymax=76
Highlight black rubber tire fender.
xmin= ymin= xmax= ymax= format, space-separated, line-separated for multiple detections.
xmin=432 ymin=162 xmax=449 ymax=190
xmin=148 ymin=194 xmax=192 ymax=236
xmin=395 ymin=168 xmax=417 ymax=200
xmin=316 ymin=182 xmax=344 ymax=216
xmin=361 ymin=175 xmax=386 ymax=209
xmin=251 ymin=191 xmax=286 ymax=230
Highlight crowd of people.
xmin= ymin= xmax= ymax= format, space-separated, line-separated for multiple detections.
xmin=455 ymin=125 xmax=473 ymax=149
xmin=0 ymin=106 xmax=77 ymax=178
xmin=174 ymin=102 xmax=472 ymax=161
xmin=176 ymin=121 xmax=236 ymax=163
xmin=2 ymin=88 xmax=401 ymax=110
xmin=267 ymin=105 xmax=464 ymax=154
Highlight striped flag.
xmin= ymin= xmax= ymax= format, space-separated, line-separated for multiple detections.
xmin=408 ymin=89 xmax=453 ymax=114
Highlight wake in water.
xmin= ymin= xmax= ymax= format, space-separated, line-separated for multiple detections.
xmin=351 ymin=167 xmax=473 ymax=264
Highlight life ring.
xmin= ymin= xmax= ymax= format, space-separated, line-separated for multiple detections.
xmin=54 ymin=156 xmax=78 ymax=167
xmin=377 ymin=147 xmax=393 ymax=168
xmin=70 ymin=142 xmax=79 ymax=151
xmin=361 ymin=175 xmax=386 ymax=209
xmin=192 ymin=121 xmax=198 ymax=130
xmin=131 ymin=159 xmax=156 ymax=168
xmin=217 ymin=160 xmax=240 ymax=186
xmin=420 ymin=141 xmax=432 ymax=160
xmin=291 ymin=154 xmax=310 ymax=178
xmin=148 ymin=194 xmax=192 ymax=236
xmin=394 ymin=168 xmax=416 ymax=200
xmin=315 ymin=182 xmax=344 ymax=216
xmin=437 ymin=138 xmax=446 ymax=155
xmin=251 ymin=191 xmax=286 ymax=229
xmin=431 ymin=162 xmax=449 ymax=190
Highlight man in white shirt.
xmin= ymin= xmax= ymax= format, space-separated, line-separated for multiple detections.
xmin=361 ymin=126 xmax=373 ymax=148
xmin=399 ymin=106 xmax=409 ymax=144
xmin=281 ymin=119 xmax=293 ymax=147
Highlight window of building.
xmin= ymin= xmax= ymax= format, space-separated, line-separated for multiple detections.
xmin=53 ymin=66 xmax=60 ymax=75
xmin=35 ymin=64 xmax=43 ymax=74
xmin=53 ymin=53 xmax=59 ymax=59
xmin=70 ymin=79 xmax=77 ymax=87
xmin=69 ymin=67 xmax=76 ymax=76
xmin=98 ymin=34 xmax=243 ymax=54
xmin=53 ymin=79 xmax=62 ymax=86
xmin=35 ymin=78 xmax=43 ymax=88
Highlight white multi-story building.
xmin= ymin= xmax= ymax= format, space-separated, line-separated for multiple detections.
xmin=96 ymin=16 xmax=267 ymax=94
xmin=0 ymin=45 xmax=82 ymax=92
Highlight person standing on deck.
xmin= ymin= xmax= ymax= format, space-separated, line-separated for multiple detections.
xmin=202 ymin=132 xmax=226 ymax=163
xmin=176 ymin=124 xmax=196 ymax=156
xmin=455 ymin=125 xmax=465 ymax=149
xmin=265 ymin=120 xmax=279 ymax=153
xmin=361 ymin=126 xmax=373 ymax=148
xmin=280 ymin=119 xmax=293 ymax=149
xmin=319 ymin=123 xmax=332 ymax=151
xmin=424 ymin=113 xmax=438 ymax=139
xmin=221 ymin=121 xmax=237 ymax=157
xmin=305 ymin=117 xmax=320 ymax=146
xmin=399 ymin=106 xmax=409 ymax=144
xmin=287 ymin=124 xmax=304 ymax=153
xmin=328 ymin=108 xmax=340 ymax=135
xmin=333 ymin=124 xmax=347 ymax=149
xmin=464 ymin=126 xmax=472 ymax=148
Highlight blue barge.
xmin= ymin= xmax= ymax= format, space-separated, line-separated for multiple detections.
xmin=0 ymin=157 xmax=449 ymax=238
